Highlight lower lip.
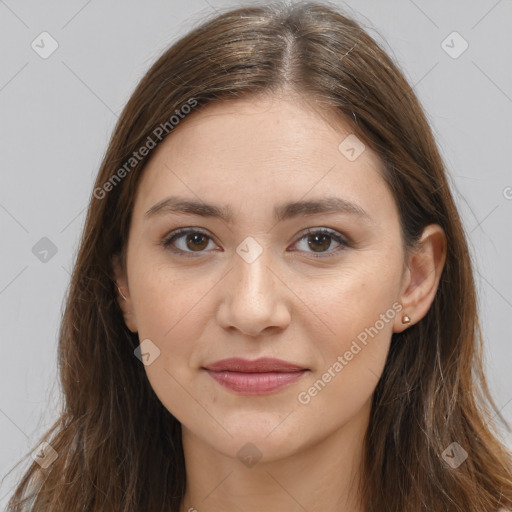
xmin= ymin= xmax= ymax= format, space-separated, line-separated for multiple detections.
xmin=204 ymin=369 xmax=308 ymax=395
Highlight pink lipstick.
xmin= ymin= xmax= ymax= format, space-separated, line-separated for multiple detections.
xmin=203 ymin=357 xmax=308 ymax=395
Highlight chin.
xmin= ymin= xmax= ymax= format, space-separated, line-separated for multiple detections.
xmin=196 ymin=416 xmax=309 ymax=461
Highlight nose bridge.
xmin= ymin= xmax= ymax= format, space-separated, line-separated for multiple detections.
xmin=218 ymin=235 xmax=290 ymax=335
xmin=233 ymin=235 xmax=275 ymax=303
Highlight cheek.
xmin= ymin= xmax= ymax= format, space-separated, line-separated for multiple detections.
xmin=135 ymin=273 xmax=209 ymax=423
xmin=131 ymin=258 xmax=210 ymax=337
xmin=294 ymin=252 xmax=401 ymax=405
xmin=295 ymin=281 xmax=397 ymax=426
xmin=295 ymin=254 xmax=402 ymax=345
xmin=129 ymin=260 xmax=225 ymax=380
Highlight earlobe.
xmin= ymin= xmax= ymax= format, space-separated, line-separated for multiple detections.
xmin=112 ymin=253 xmax=129 ymax=305
xmin=111 ymin=253 xmax=138 ymax=333
xmin=117 ymin=286 xmax=128 ymax=301
xmin=394 ymin=224 xmax=447 ymax=333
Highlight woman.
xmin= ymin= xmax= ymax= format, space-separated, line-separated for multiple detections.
xmin=7 ymin=1 xmax=512 ymax=511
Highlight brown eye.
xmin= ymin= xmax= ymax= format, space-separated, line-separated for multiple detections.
xmin=307 ymin=232 xmax=332 ymax=252
xmin=292 ymin=228 xmax=349 ymax=257
xmin=184 ymin=232 xmax=209 ymax=251
xmin=162 ymin=228 xmax=215 ymax=255
xmin=162 ymin=227 xmax=349 ymax=259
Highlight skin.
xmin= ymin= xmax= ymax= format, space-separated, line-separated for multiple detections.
xmin=113 ymin=92 xmax=446 ymax=512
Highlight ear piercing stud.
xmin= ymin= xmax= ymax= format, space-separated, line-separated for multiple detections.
xmin=402 ymin=314 xmax=411 ymax=324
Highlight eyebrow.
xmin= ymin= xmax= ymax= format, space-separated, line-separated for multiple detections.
xmin=144 ymin=195 xmax=371 ymax=223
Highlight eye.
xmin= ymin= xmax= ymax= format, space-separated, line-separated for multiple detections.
xmin=161 ymin=227 xmax=350 ymax=258
xmin=291 ymin=228 xmax=349 ymax=258
xmin=161 ymin=228 xmax=217 ymax=257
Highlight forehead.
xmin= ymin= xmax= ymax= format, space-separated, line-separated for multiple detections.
xmin=145 ymin=95 xmax=368 ymax=170
xmin=132 ymin=95 xmax=394 ymax=222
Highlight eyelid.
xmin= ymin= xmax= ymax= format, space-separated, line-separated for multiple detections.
xmin=296 ymin=226 xmax=350 ymax=244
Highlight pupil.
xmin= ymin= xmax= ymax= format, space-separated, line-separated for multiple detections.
xmin=309 ymin=234 xmax=330 ymax=252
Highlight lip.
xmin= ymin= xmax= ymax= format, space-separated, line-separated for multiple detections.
xmin=202 ymin=357 xmax=309 ymax=395
xmin=203 ymin=357 xmax=307 ymax=373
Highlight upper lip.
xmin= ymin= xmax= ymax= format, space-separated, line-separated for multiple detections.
xmin=203 ymin=357 xmax=307 ymax=373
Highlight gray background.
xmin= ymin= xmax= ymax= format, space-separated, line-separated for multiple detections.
xmin=1 ymin=0 xmax=511 ymax=506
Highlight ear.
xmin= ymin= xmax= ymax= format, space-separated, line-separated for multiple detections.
xmin=112 ymin=253 xmax=138 ymax=333
xmin=393 ymin=224 xmax=447 ymax=333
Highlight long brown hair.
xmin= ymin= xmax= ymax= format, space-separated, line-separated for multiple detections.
xmin=7 ymin=1 xmax=512 ymax=510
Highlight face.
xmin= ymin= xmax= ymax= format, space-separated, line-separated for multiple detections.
xmin=114 ymin=93 xmax=411 ymax=462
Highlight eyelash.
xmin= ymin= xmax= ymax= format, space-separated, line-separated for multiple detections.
xmin=160 ymin=227 xmax=351 ymax=259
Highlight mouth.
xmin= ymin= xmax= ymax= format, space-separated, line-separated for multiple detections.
xmin=202 ymin=357 xmax=309 ymax=395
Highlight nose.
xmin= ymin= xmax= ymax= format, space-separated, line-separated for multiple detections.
xmin=216 ymin=244 xmax=291 ymax=337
